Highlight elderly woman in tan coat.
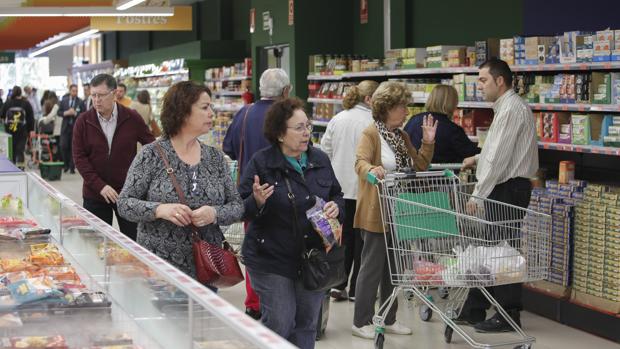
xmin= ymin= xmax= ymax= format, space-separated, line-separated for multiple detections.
xmin=352 ymin=81 xmax=438 ymax=339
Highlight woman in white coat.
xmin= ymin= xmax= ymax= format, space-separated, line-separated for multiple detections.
xmin=39 ymin=91 xmax=62 ymax=162
xmin=319 ymin=80 xmax=379 ymax=302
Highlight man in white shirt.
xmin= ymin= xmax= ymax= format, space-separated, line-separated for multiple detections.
xmin=320 ymin=80 xmax=378 ymax=302
xmin=460 ymin=58 xmax=538 ymax=333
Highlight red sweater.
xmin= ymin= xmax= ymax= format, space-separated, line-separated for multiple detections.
xmin=72 ymin=103 xmax=155 ymax=202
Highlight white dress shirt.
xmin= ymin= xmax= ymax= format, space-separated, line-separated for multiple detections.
xmin=473 ymin=89 xmax=539 ymax=199
xmin=97 ymin=103 xmax=119 ymax=152
xmin=320 ymin=103 xmax=373 ymax=200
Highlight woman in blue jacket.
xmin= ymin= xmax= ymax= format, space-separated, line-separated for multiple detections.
xmin=405 ymin=84 xmax=480 ymax=164
xmin=238 ymin=97 xmax=345 ymax=349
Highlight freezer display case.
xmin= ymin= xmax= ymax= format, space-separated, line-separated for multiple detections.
xmin=0 ymin=170 xmax=294 ymax=349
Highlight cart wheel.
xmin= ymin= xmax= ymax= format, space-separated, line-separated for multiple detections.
xmin=439 ymin=287 xmax=449 ymax=299
xmin=419 ymin=304 xmax=433 ymax=321
xmin=444 ymin=325 xmax=453 ymax=343
xmin=404 ymin=289 xmax=415 ymax=301
xmin=374 ymin=332 xmax=384 ymax=349
xmin=513 ymin=345 xmax=532 ymax=349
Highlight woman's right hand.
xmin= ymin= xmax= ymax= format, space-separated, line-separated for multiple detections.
xmin=155 ymin=203 xmax=193 ymax=227
xmin=252 ymin=175 xmax=274 ymax=208
xmin=369 ymin=166 xmax=386 ymax=180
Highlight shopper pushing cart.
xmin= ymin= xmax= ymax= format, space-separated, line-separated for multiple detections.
xmin=369 ymin=169 xmax=550 ymax=349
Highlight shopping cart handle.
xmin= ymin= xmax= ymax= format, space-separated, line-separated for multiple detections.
xmin=367 ymin=172 xmax=379 ymax=185
xmin=430 ymin=163 xmax=465 ymax=170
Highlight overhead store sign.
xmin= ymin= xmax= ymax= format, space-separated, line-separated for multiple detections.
xmin=360 ymin=0 xmax=368 ymax=24
xmin=288 ymin=0 xmax=294 ymax=26
xmin=0 ymin=52 xmax=15 ymax=64
xmin=90 ymin=6 xmax=192 ymax=31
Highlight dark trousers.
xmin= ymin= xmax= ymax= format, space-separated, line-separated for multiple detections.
xmin=335 ymin=199 xmax=363 ymax=296
xmin=12 ymin=132 xmax=27 ymax=165
xmin=83 ymin=198 xmax=138 ymax=241
xmin=60 ymin=132 xmax=73 ymax=171
xmin=462 ymin=177 xmax=532 ymax=314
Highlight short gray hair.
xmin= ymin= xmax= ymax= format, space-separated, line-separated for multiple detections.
xmin=259 ymin=68 xmax=290 ymax=98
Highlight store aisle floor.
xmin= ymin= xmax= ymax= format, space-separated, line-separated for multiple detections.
xmin=49 ymin=173 xmax=620 ymax=349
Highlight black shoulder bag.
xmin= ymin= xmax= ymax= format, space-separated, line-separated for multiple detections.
xmin=284 ymin=177 xmax=346 ymax=291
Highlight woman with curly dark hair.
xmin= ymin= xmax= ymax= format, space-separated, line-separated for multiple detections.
xmin=238 ymin=97 xmax=344 ymax=349
xmin=117 ymin=80 xmax=243 ymax=284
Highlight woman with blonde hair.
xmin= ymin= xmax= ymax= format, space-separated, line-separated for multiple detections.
xmin=405 ymin=84 xmax=479 ymax=163
xmin=352 ymin=81 xmax=437 ymax=339
xmin=320 ymin=80 xmax=379 ymax=302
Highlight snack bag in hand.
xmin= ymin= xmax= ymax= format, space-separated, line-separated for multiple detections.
xmin=305 ymin=196 xmax=342 ymax=252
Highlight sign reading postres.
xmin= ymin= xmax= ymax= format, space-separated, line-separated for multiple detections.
xmin=90 ymin=6 xmax=192 ymax=31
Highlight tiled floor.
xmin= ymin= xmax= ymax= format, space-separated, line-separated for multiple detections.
xmin=48 ymin=172 xmax=620 ymax=349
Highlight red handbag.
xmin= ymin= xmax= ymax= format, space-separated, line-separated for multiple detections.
xmin=155 ymin=142 xmax=244 ymax=288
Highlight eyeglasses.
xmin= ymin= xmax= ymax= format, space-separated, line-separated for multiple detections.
xmin=91 ymin=90 xmax=114 ymax=100
xmin=287 ymin=123 xmax=313 ymax=133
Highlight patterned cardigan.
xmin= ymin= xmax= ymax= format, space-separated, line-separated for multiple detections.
xmin=117 ymin=138 xmax=244 ymax=278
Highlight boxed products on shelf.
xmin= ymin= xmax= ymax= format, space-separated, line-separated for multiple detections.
xmin=454 ymin=109 xmax=493 ymax=136
xmin=525 ymin=37 xmax=557 ymax=65
xmin=514 ymin=36 xmax=526 ymax=65
xmin=475 ymin=39 xmax=500 ymax=66
xmin=500 ymin=38 xmax=515 ymax=65
xmin=312 ymin=103 xmax=344 ymax=122
xmin=545 ymin=36 xmax=561 ymax=64
xmin=572 ymin=183 xmax=620 ymax=311
xmin=384 ymin=48 xmax=426 ymax=69
xmin=426 ymin=45 xmax=463 ymax=68
xmin=538 ymin=112 xmax=572 ymax=143
xmin=593 ymin=29 xmax=614 ymax=62
xmin=576 ymin=33 xmax=594 ymax=63
xmin=560 ymin=31 xmax=580 ymax=64
xmin=204 ymin=58 xmax=252 ymax=81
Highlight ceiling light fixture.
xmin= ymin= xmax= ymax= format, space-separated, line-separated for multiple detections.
xmin=29 ymin=28 xmax=99 ymax=58
xmin=117 ymin=0 xmax=147 ymax=11
xmin=0 ymin=6 xmax=173 ymax=17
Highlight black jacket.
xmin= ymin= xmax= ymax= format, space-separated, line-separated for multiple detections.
xmin=57 ymin=95 xmax=85 ymax=137
xmin=239 ymin=144 xmax=345 ymax=280
xmin=0 ymin=98 xmax=34 ymax=135
xmin=405 ymin=112 xmax=480 ymax=164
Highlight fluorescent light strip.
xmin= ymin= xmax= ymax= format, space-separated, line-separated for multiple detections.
xmin=0 ymin=6 xmax=173 ymax=17
xmin=117 ymin=0 xmax=146 ymax=11
xmin=29 ymin=29 xmax=99 ymax=58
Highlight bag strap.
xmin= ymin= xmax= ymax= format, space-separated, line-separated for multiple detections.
xmin=236 ymin=104 xmax=253 ymax=184
xmin=154 ymin=141 xmax=200 ymax=232
xmin=284 ymin=176 xmax=307 ymax=254
xmin=154 ymin=141 xmax=233 ymax=250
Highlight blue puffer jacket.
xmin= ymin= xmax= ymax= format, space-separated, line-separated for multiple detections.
xmin=239 ymin=144 xmax=345 ymax=280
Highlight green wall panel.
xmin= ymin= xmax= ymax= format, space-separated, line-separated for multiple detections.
xmin=352 ymin=0 xmax=384 ymax=58
xmin=249 ymin=0 xmax=295 ymax=97
xmin=410 ymin=0 xmax=523 ymax=47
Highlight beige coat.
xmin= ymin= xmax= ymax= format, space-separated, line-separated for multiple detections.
xmin=354 ymin=124 xmax=434 ymax=233
xmin=130 ymin=101 xmax=152 ymax=126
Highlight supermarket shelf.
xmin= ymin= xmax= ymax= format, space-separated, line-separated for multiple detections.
xmin=307 ymin=97 xmax=344 ymax=105
xmin=409 ymin=99 xmax=620 ymax=112
xmin=306 ymin=61 xmax=620 ymax=81
xmin=451 ymin=138 xmax=620 ymax=156
xmin=213 ymin=104 xmax=243 ymax=112
xmin=214 ymin=91 xmax=243 ymax=97
xmin=307 ymin=74 xmax=344 ymax=81
xmin=538 ymin=142 xmax=620 ymax=156
xmin=205 ymin=75 xmax=251 ymax=82
xmin=131 ymin=69 xmax=189 ymax=78
xmin=311 ymin=120 xmax=330 ymax=127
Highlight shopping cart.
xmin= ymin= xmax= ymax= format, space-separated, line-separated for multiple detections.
xmin=368 ymin=170 xmax=551 ymax=349
xmin=409 ymin=164 xmax=477 ymax=322
xmin=221 ymin=159 xmax=245 ymax=248
xmin=26 ymin=131 xmax=55 ymax=169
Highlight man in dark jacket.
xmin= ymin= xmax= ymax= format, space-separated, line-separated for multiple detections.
xmin=223 ymin=68 xmax=291 ymax=175
xmin=73 ymin=74 xmax=155 ymax=240
xmin=222 ymin=68 xmax=290 ymax=319
xmin=58 ymin=84 xmax=85 ymax=173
